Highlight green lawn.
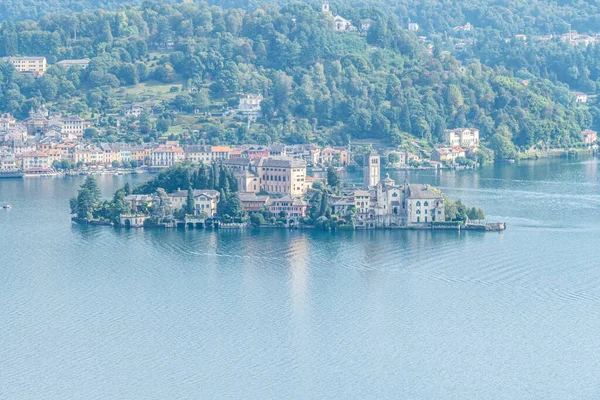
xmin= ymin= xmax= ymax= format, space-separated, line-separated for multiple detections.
xmin=122 ymin=80 xmax=185 ymax=101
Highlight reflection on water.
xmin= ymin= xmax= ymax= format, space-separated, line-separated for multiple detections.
xmin=1 ymin=157 xmax=600 ymax=399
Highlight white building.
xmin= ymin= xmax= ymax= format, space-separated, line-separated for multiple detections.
xmin=575 ymin=92 xmax=588 ymax=103
xmin=364 ymin=152 xmax=380 ymax=187
xmin=408 ymin=22 xmax=419 ymax=32
xmin=333 ymin=15 xmax=353 ymax=32
xmin=123 ymin=104 xmax=145 ymax=118
xmin=21 ymin=151 xmax=51 ymax=172
xmin=151 ymin=143 xmax=185 ymax=167
xmin=56 ymin=59 xmax=90 ymax=69
xmin=238 ymin=94 xmax=263 ymax=122
xmin=0 ymin=113 xmax=17 ymax=132
xmin=4 ymin=56 xmax=47 ymax=76
xmin=405 ymin=184 xmax=445 ymax=225
xmin=444 ymin=128 xmax=480 ymax=147
xmin=168 ymin=189 xmax=221 ymax=218
xmin=49 ymin=115 xmax=91 ymax=137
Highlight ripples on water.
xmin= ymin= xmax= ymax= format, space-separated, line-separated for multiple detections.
xmin=1 ymin=158 xmax=600 ymax=399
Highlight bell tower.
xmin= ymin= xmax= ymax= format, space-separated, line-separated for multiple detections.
xmin=364 ymin=152 xmax=380 ymax=187
xmin=322 ymin=1 xmax=331 ymax=14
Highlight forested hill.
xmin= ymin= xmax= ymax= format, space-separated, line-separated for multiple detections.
xmin=0 ymin=0 xmax=595 ymax=154
xmin=210 ymin=0 xmax=600 ymax=36
xmin=0 ymin=0 xmax=165 ymax=21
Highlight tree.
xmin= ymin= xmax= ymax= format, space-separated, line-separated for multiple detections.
xmin=75 ymin=189 xmax=95 ymax=220
xmin=84 ymin=127 xmax=99 ymax=139
xmin=156 ymin=118 xmax=170 ymax=133
xmin=327 ymin=166 xmax=340 ymax=188
xmin=225 ymin=193 xmax=243 ymax=218
xmin=151 ymin=188 xmax=173 ymax=222
xmin=388 ymin=152 xmax=400 ymax=165
xmin=186 ymin=186 xmax=195 ymax=215
xmin=490 ymin=133 xmax=517 ymax=160
xmin=444 ymin=199 xmax=458 ymax=222
xmin=81 ymin=176 xmax=101 ymax=204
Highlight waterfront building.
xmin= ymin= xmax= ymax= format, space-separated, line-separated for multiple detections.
xmin=238 ymin=193 xmax=270 ymax=213
xmin=354 ymin=190 xmax=372 ymax=218
xmin=364 ymin=152 xmax=380 ymax=187
xmin=45 ymin=149 xmax=63 ymax=165
xmin=373 ymin=174 xmax=405 ymax=218
xmin=4 ymin=56 xmax=47 ymax=76
xmin=582 ymin=129 xmax=598 ymax=144
xmin=184 ymin=145 xmax=231 ymax=164
xmin=151 ymin=143 xmax=185 ymax=167
xmin=125 ymin=194 xmax=156 ymax=212
xmin=168 ymin=189 xmax=221 ymax=218
xmin=444 ymin=128 xmax=480 ymax=147
xmin=431 ymin=147 xmax=466 ymax=163
xmin=21 ymin=151 xmax=50 ymax=172
xmin=267 ymin=196 xmax=308 ymax=220
xmin=404 ymin=184 xmax=445 ymax=224
xmin=0 ymin=149 xmax=19 ymax=170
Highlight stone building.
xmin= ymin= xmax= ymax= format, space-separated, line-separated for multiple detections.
xmin=404 ymin=184 xmax=445 ymax=224
xmin=364 ymin=152 xmax=380 ymax=187
xmin=222 ymin=157 xmax=307 ymax=197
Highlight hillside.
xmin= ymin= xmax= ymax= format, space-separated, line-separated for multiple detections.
xmin=0 ymin=0 xmax=596 ymax=156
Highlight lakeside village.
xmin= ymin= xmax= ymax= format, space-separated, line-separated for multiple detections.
xmin=70 ymin=148 xmax=504 ymax=232
xmin=1 ymin=79 xmax=598 ymax=180
xmin=1 ymin=102 xmax=499 ymax=178
xmin=2 ymin=106 xmax=598 ymax=179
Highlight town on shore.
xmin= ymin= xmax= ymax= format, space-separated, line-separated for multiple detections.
xmin=1 ymin=100 xmax=598 ymax=179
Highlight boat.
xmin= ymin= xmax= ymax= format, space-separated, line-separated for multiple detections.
xmin=0 ymin=170 xmax=24 ymax=179
xmin=2 ymin=204 xmax=12 ymax=209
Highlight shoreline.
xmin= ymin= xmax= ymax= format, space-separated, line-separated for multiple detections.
xmin=72 ymin=217 xmax=506 ymax=232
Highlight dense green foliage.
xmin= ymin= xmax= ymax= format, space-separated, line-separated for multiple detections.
xmin=1 ymin=0 xmax=598 ymax=152
xmin=132 ymin=162 xmax=237 ymax=194
xmin=69 ymin=175 xmax=131 ymax=223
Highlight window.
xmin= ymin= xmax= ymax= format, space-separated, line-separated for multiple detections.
xmin=416 ymin=210 xmax=421 ymax=214
xmin=416 ymin=201 xmax=421 ymax=206
xmin=424 ymin=201 xmax=429 ymax=206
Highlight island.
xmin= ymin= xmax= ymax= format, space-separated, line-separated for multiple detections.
xmin=70 ymin=153 xmax=504 ymax=232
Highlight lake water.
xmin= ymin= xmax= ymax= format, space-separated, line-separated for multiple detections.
xmin=1 ymin=157 xmax=599 ymax=399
